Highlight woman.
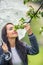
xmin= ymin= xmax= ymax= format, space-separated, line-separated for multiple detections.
xmin=0 ymin=23 xmax=39 ymax=65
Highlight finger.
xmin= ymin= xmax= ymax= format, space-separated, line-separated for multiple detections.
xmin=24 ymin=23 xmax=30 ymax=27
xmin=2 ymin=43 xmax=8 ymax=50
xmin=2 ymin=45 xmax=8 ymax=52
xmin=2 ymin=45 xmax=6 ymax=50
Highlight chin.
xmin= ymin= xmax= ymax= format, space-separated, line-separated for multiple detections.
xmin=13 ymin=35 xmax=18 ymax=38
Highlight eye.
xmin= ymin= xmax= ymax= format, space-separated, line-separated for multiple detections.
xmin=9 ymin=27 xmax=13 ymax=30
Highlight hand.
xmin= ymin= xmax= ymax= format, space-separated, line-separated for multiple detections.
xmin=2 ymin=43 xmax=8 ymax=53
xmin=24 ymin=23 xmax=33 ymax=35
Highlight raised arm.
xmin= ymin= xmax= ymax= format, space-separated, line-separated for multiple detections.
xmin=24 ymin=24 xmax=39 ymax=55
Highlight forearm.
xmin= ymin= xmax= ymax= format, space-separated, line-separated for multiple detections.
xmin=24 ymin=23 xmax=39 ymax=54
xmin=28 ymin=33 xmax=39 ymax=54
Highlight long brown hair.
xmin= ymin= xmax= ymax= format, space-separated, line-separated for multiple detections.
xmin=1 ymin=23 xmax=27 ymax=65
xmin=1 ymin=23 xmax=18 ymax=51
xmin=1 ymin=23 xmax=19 ymax=65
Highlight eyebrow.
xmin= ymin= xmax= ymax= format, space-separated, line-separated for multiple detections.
xmin=8 ymin=26 xmax=13 ymax=29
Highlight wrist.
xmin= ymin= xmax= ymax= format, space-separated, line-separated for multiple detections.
xmin=27 ymin=29 xmax=33 ymax=35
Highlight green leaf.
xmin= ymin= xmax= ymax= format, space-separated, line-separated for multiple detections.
xmin=19 ymin=17 xmax=25 ymax=24
xmin=41 ymin=12 xmax=43 ymax=17
xmin=20 ymin=24 xmax=24 ymax=29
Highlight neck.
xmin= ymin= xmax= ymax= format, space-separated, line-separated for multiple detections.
xmin=8 ymin=38 xmax=16 ymax=48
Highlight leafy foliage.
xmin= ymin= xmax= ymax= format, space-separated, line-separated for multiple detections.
xmin=26 ymin=6 xmax=40 ymax=18
xmin=23 ymin=0 xmax=43 ymax=4
xmin=19 ymin=17 xmax=25 ymax=24
xmin=40 ymin=27 xmax=43 ymax=34
xmin=39 ymin=11 xmax=43 ymax=17
xmin=13 ymin=5 xmax=43 ymax=31
xmin=14 ymin=18 xmax=25 ymax=30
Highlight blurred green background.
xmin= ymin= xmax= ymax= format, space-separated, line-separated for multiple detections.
xmin=22 ymin=17 xmax=43 ymax=65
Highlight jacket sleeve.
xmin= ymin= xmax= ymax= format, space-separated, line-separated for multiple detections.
xmin=0 ymin=47 xmax=5 ymax=65
xmin=24 ymin=33 xmax=39 ymax=55
xmin=0 ymin=47 xmax=11 ymax=65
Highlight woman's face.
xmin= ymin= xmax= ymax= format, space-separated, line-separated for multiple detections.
xmin=6 ymin=24 xmax=18 ymax=38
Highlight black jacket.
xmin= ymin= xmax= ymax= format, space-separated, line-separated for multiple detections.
xmin=0 ymin=34 xmax=39 ymax=65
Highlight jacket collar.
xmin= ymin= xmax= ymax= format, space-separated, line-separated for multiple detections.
xmin=16 ymin=40 xmax=28 ymax=65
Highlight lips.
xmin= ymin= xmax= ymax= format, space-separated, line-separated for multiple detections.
xmin=13 ymin=31 xmax=17 ymax=34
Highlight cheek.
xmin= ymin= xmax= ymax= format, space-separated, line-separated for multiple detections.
xmin=7 ymin=31 xmax=18 ymax=38
xmin=7 ymin=31 xmax=12 ymax=37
